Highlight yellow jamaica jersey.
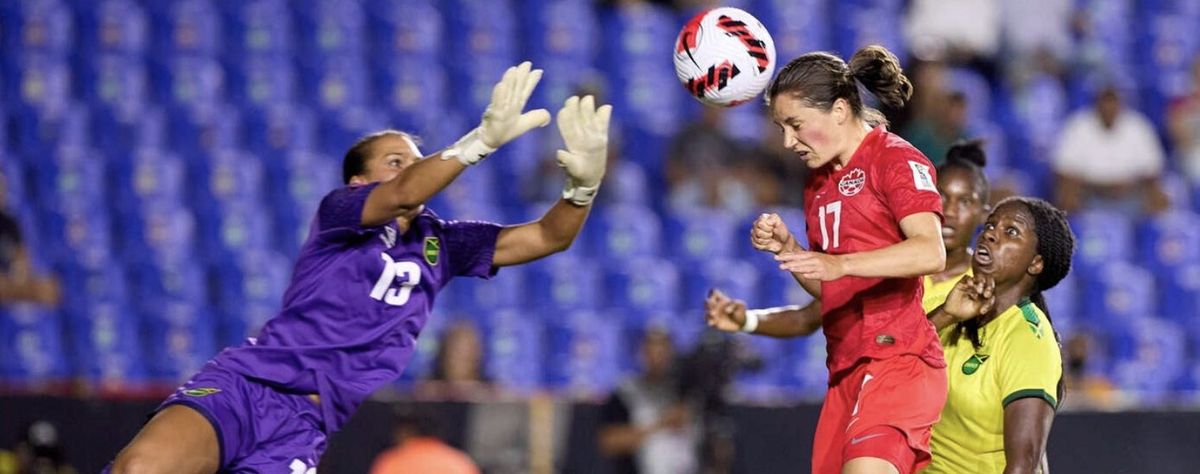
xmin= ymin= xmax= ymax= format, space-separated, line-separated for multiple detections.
xmin=923 ymin=300 xmax=1062 ymax=474
xmin=922 ymin=269 xmax=971 ymax=313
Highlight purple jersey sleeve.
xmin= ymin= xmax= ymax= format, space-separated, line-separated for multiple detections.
xmin=315 ymin=183 xmax=381 ymax=240
xmin=441 ymin=219 xmax=503 ymax=278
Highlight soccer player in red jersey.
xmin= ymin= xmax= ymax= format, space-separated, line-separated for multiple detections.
xmin=752 ymin=45 xmax=948 ymax=474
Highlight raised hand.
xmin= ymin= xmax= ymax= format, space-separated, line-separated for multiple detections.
xmin=942 ymin=274 xmax=996 ymax=322
xmin=750 ymin=213 xmax=795 ymax=254
xmin=704 ymin=289 xmax=747 ymax=333
xmin=449 ymin=61 xmax=551 ymax=165
xmin=556 ymin=95 xmax=612 ymax=206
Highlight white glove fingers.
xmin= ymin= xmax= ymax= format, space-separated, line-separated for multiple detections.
xmin=519 ymin=68 xmax=544 ymax=106
xmin=595 ymin=104 xmax=613 ymax=134
xmin=579 ymin=95 xmax=596 ymax=130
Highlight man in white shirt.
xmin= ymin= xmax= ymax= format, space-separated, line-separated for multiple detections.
xmin=1053 ymin=86 xmax=1169 ymax=214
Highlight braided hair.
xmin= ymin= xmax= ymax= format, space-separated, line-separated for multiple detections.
xmin=938 ymin=139 xmax=990 ymax=200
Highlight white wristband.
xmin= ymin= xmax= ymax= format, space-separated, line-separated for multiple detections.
xmin=562 ymin=181 xmax=600 ymax=206
xmin=741 ymin=309 xmax=762 ymax=333
xmin=444 ymin=128 xmax=496 ymax=166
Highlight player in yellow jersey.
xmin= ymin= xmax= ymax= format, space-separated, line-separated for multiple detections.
xmin=920 ymin=197 xmax=1073 ymax=474
xmin=704 ymin=140 xmax=991 ymax=335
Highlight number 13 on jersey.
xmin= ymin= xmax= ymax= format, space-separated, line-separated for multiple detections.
xmin=371 ymin=254 xmax=422 ymax=306
xmin=818 ymin=201 xmax=842 ymax=250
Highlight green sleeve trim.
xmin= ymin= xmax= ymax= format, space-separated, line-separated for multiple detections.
xmin=1003 ymin=389 xmax=1057 ymax=409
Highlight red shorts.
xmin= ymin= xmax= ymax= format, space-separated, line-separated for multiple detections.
xmin=811 ymin=355 xmax=947 ymax=474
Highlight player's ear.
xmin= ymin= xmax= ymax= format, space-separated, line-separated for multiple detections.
xmin=349 ymin=174 xmax=368 ymax=186
xmin=831 ymin=98 xmax=849 ymax=124
xmin=1027 ymin=254 xmax=1045 ymax=277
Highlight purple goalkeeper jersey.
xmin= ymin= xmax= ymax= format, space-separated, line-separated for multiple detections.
xmin=212 ymin=182 xmax=501 ymax=432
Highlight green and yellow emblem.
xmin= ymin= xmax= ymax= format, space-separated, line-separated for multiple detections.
xmin=962 ymin=354 xmax=989 ymax=375
xmin=423 ymin=237 xmax=440 ymax=266
xmin=183 ymin=387 xmax=221 ymax=397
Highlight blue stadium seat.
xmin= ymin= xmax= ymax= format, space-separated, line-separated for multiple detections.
xmin=75 ymin=0 xmax=148 ymax=56
xmin=737 ymin=206 xmax=808 ymax=259
xmin=1138 ymin=210 xmax=1200 ymax=273
xmin=755 ymin=0 xmax=832 ymax=59
xmin=219 ymin=0 xmax=294 ymax=58
xmin=79 ymin=54 xmax=149 ymax=118
xmin=443 ymin=266 xmax=529 ymax=316
xmin=298 ymin=55 xmax=372 ymax=112
xmin=1070 ymin=209 xmax=1136 ymax=272
xmin=128 ymin=261 xmax=209 ymax=315
xmin=0 ymin=0 xmax=74 ymax=57
xmin=142 ymin=301 xmax=218 ymax=382
xmin=1042 ymin=271 xmax=1080 ymax=337
xmin=526 ymin=255 xmax=603 ymax=311
xmin=157 ymin=55 xmax=226 ymax=109
xmin=946 ymin=68 xmax=994 ymax=128
xmin=316 ymin=106 xmax=388 ymax=157
xmin=683 ymin=257 xmax=763 ymax=312
xmin=64 ymin=298 xmax=147 ymax=385
xmin=168 ymin=102 xmax=244 ymax=159
xmin=755 ymin=261 xmax=818 ymax=311
xmin=111 ymin=147 xmax=187 ymax=207
xmin=7 ymin=61 xmax=75 ymax=150
xmin=1159 ymin=264 xmax=1200 ymax=325
xmin=604 ymin=257 xmax=682 ymax=312
xmin=665 ymin=206 xmax=740 ymax=263
xmin=1081 ymin=262 xmax=1158 ymax=331
xmin=56 ymin=265 xmax=130 ymax=314
xmin=148 ymin=0 xmax=222 ymax=58
xmin=832 ymin=0 xmax=905 ymax=60
xmin=372 ymin=59 xmax=449 ymax=125
xmin=293 ymin=0 xmax=367 ymax=58
xmin=213 ymin=249 xmax=290 ymax=345
xmin=365 ymin=0 xmax=443 ymax=60
xmin=479 ymin=308 xmax=544 ymax=392
xmin=780 ymin=331 xmax=829 ymax=398
xmin=118 ymin=204 xmax=198 ymax=266
xmin=226 ymin=54 xmax=298 ymax=109
xmin=270 ymin=149 xmax=340 ymax=252
xmin=197 ymin=199 xmax=275 ymax=262
xmin=586 ymin=204 xmax=663 ymax=260
xmin=598 ymin=3 xmax=684 ymax=141
xmin=200 ymin=148 xmax=267 ymax=205
xmin=545 ymin=310 xmax=622 ymax=394
xmin=0 ymin=305 xmax=70 ymax=382
xmin=242 ymin=104 xmax=319 ymax=159
xmin=1106 ymin=317 xmax=1188 ymax=403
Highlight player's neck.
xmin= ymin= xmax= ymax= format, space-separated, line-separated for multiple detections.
xmin=980 ymin=283 xmax=1032 ymax=325
xmin=834 ymin=120 xmax=872 ymax=168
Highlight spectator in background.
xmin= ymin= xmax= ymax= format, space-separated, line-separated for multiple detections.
xmin=904 ymin=0 xmax=1001 ymax=74
xmin=666 ymin=106 xmax=755 ymax=214
xmin=0 ymin=420 xmax=76 ymax=474
xmin=1168 ymin=57 xmax=1200 ymax=181
xmin=0 ymin=171 xmax=60 ymax=307
xmin=421 ymin=320 xmax=493 ymax=400
xmin=999 ymin=0 xmax=1075 ymax=72
xmin=902 ymin=91 xmax=969 ymax=167
xmin=599 ymin=328 xmax=699 ymax=474
xmin=1060 ymin=333 xmax=1116 ymax=410
xmin=1053 ymin=85 xmax=1169 ymax=214
xmin=369 ymin=410 xmax=479 ymax=474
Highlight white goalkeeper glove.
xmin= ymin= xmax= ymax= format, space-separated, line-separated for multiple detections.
xmin=556 ymin=95 xmax=612 ymax=206
xmin=446 ymin=61 xmax=551 ymax=166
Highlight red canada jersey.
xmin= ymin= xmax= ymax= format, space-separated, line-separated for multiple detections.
xmin=802 ymin=126 xmax=946 ymax=384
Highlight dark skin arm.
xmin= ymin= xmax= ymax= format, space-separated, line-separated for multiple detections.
xmin=704 ymin=290 xmax=821 ymax=337
xmin=1003 ymin=398 xmax=1056 ymax=474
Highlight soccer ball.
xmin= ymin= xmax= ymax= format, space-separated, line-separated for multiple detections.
xmin=673 ymin=7 xmax=776 ymax=107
